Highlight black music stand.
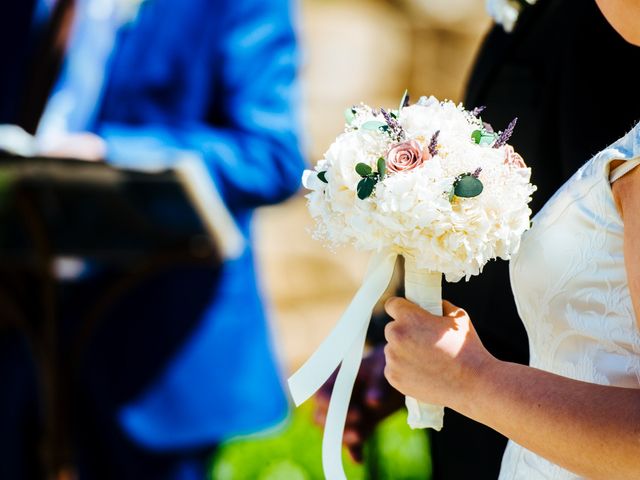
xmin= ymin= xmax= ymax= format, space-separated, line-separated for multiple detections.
xmin=0 ymin=153 xmax=224 ymax=479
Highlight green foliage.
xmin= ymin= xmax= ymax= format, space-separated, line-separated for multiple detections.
xmin=357 ymin=177 xmax=376 ymax=200
xmin=361 ymin=121 xmax=389 ymax=133
xmin=210 ymin=403 xmax=431 ymax=480
xmin=317 ymin=171 xmax=328 ymax=183
xmin=344 ymin=108 xmax=357 ymax=125
xmin=453 ymin=174 xmax=484 ymax=198
xmin=355 ymin=163 xmax=373 ymax=177
xmin=366 ymin=410 xmax=432 ymax=479
xmin=377 ymin=157 xmax=387 ymax=179
xmin=471 ymin=129 xmax=498 ymax=146
xmin=354 ymin=159 xmax=388 ymax=200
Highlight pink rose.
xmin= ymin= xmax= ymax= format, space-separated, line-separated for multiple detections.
xmin=387 ymin=140 xmax=430 ymax=173
xmin=504 ymin=145 xmax=526 ymax=168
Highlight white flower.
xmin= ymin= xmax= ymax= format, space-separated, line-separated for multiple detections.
xmin=304 ymin=96 xmax=536 ymax=282
xmin=486 ymin=0 xmax=538 ymax=33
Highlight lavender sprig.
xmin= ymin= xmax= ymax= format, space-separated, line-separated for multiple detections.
xmin=380 ymin=108 xmax=405 ymax=142
xmin=472 ymin=167 xmax=482 ymax=178
xmin=471 ymin=106 xmax=486 ymax=117
xmin=428 ymin=130 xmax=440 ymax=157
xmin=493 ymin=117 xmax=518 ymax=148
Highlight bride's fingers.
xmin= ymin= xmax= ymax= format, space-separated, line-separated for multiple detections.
xmin=384 ymin=296 xmax=427 ymax=322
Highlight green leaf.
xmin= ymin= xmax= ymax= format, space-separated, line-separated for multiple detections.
xmin=357 ymin=177 xmax=376 ymax=199
xmin=361 ymin=121 xmax=388 ymax=132
xmin=317 ymin=171 xmax=328 ymax=183
xmin=471 ymin=129 xmax=498 ymax=146
xmin=344 ymin=108 xmax=356 ymax=125
xmin=355 ymin=162 xmax=373 ymax=177
xmin=479 ymin=132 xmax=498 ymax=146
xmin=377 ymin=157 xmax=387 ymax=178
xmin=454 ymin=174 xmax=484 ymax=198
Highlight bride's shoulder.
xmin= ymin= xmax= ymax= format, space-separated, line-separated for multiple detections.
xmin=609 ymin=123 xmax=640 ymax=216
xmin=583 ymin=122 xmax=640 ymax=181
xmin=604 ymin=122 xmax=640 ymax=163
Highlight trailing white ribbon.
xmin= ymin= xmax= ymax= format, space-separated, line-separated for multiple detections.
xmin=288 ymin=252 xmax=446 ymax=479
xmin=288 ymin=251 xmax=397 ymax=479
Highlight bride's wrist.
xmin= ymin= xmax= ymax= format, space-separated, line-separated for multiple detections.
xmin=452 ymin=353 xmax=504 ymax=417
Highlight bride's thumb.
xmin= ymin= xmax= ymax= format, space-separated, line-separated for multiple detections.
xmin=442 ymin=300 xmax=466 ymax=318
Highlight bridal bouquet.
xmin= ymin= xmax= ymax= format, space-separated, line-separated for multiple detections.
xmin=289 ymin=92 xmax=535 ymax=479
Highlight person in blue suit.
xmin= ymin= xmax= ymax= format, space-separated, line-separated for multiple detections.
xmin=0 ymin=0 xmax=304 ymax=479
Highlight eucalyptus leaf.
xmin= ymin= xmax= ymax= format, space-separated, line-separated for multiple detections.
xmin=357 ymin=177 xmax=376 ymax=200
xmin=361 ymin=121 xmax=388 ymax=132
xmin=454 ymin=175 xmax=484 ymax=198
xmin=317 ymin=171 xmax=328 ymax=183
xmin=355 ymin=162 xmax=373 ymax=177
xmin=344 ymin=108 xmax=356 ymax=125
xmin=377 ymin=157 xmax=386 ymax=178
xmin=479 ymin=132 xmax=498 ymax=146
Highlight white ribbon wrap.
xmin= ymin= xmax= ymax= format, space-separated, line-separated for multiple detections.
xmin=288 ymin=252 xmax=445 ymax=479
xmin=403 ymin=257 xmax=445 ymax=430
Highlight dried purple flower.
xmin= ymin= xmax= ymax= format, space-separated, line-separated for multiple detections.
xmin=483 ymin=122 xmax=495 ymax=133
xmin=380 ymin=108 xmax=405 ymax=142
xmin=471 ymin=106 xmax=486 ymax=117
xmin=428 ymin=130 xmax=440 ymax=157
xmin=493 ymin=117 xmax=518 ymax=148
xmin=472 ymin=167 xmax=482 ymax=178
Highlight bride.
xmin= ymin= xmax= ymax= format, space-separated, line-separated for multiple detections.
xmin=382 ymin=1 xmax=640 ymax=479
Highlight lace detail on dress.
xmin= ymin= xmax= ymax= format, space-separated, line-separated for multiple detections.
xmin=499 ymin=124 xmax=640 ymax=479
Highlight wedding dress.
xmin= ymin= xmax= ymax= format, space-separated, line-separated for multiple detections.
xmin=498 ymin=123 xmax=640 ymax=479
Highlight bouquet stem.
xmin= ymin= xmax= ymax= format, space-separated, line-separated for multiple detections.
xmin=402 ymin=256 xmax=445 ymax=430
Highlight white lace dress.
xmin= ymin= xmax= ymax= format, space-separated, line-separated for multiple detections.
xmin=498 ymin=123 xmax=640 ymax=480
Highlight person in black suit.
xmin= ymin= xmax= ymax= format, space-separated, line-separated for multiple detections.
xmin=315 ymin=1 xmax=640 ymax=477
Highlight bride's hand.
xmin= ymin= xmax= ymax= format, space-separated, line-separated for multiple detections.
xmin=383 ymin=297 xmax=495 ymax=410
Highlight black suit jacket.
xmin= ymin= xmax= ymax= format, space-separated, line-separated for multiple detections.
xmin=432 ymin=2 xmax=640 ymax=478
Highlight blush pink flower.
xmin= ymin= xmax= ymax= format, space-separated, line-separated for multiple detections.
xmin=503 ymin=145 xmax=526 ymax=168
xmin=386 ymin=140 xmax=430 ymax=173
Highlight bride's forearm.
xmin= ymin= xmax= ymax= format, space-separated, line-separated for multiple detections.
xmin=456 ymin=358 xmax=640 ymax=479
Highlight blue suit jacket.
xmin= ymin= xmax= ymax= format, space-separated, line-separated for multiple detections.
xmin=80 ymin=0 xmax=303 ymax=449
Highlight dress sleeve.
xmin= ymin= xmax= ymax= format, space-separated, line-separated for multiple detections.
xmin=609 ymin=158 xmax=640 ymax=183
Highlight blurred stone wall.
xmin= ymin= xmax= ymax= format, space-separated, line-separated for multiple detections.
xmin=255 ymin=0 xmax=492 ymax=372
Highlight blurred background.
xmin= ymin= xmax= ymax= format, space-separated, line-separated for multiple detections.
xmin=0 ymin=0 xmax=493 ymax=478
xmin=231 ymin=0 xmax=491 ymax=478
